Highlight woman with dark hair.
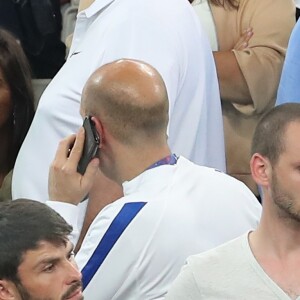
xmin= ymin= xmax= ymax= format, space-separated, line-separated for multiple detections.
xmin=190 ymin=0 xmax=295 ymax=197
xmin=0 ymin=29 xmax=34 ymax=201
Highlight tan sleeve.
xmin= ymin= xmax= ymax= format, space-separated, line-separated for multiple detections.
xmin=232 ymin=0 xmax=295 ymax=115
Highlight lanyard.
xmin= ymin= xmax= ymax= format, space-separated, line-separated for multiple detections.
xmin=146 ymin=154 xmax=178 ymax=170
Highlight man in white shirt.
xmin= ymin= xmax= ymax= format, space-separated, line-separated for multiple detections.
xmin=48 ymin=59 xmax=261 ymax=299
xmin=166 ymin=103 xmax=300 ymax=300
xmin=12 ymin=0 xmax=225 ymax=248
xmin=12 ymin=0 xmax=225 ymax=223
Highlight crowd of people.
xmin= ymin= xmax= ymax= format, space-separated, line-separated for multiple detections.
xmin=0 ymin=0 xmax=299 ymax=299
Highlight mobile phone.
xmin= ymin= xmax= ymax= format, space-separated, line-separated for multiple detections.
xmin=77 ymin=116 xmax=100 ymax=175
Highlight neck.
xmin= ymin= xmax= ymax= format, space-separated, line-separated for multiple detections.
xmin=249 ymin=194 xmax=300 ymax=299
xmin=114 ymin=144 xmax=172 ymax=185
xmin=250 ymin=196 xmax=300 ymax=259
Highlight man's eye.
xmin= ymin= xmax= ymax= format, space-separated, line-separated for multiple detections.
xmin=43 ymin=264 xmax=55 ymax=273
xmin=68 ymin=251 xmax=75 ymax=260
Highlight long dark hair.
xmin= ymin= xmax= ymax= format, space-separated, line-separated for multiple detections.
xmin=189 ymin=0 xmax=238 ymax=9
xmin=0 ymin=29 xmax=34 ymax=170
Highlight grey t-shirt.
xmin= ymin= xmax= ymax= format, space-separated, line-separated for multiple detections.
xmin=166 ymin=233 xmax=300 ymax=300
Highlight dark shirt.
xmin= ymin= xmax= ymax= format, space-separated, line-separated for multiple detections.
xmin=0 ymin=0 xmax=66 ymax=78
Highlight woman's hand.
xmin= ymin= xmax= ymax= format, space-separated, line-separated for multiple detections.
xmin=234 ymin=27 xmax=253 ymax=50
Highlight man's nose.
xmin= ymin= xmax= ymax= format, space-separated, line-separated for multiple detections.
xmin=66 ymin=260 xmax=82 ymax=282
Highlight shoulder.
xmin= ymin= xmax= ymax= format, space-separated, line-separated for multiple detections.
xmin=167 ymin=233 xmax=260 ymax=299
xmin=186 ymin=234 xmax=248 ymax=281
xmin=177 ymin=157 xmax=259 ymax=202
xmin=178 ymin=157 xmax=252 ymax=190
xmin=177 ymin=157 xmax=261 ymax=215
xmin=167 ymin=235 xmax=249 ymax=300
xmin=188 ymin=234 xmax=246 ymax=263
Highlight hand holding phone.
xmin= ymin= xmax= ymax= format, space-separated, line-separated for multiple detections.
xmin=49 ymin=126 xmax=100 ymax=205
xmin=77 ymin=116 xmax=101 ymax=175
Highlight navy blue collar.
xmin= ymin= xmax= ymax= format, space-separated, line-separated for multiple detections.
xmin=146 ymin=154 xmax=178 ymax=170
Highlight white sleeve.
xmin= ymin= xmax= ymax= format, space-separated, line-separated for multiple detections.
xmin=46 ymin=201 xmax=80 ymax=246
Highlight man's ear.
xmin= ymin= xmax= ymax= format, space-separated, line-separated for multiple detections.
xmin=91 ymin=116 xmax=104 ymax=148
xmin=250 ymin=153 xmax=271 ymax=187
xmin=0 ymin=280 xmax=17 ymax=300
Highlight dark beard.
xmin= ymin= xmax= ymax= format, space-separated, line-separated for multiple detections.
xmin=15 ymin=281 xmax=50 ymax=300
xmin=271 ymin=172 xmax=300 ymax=223
xmin=15 ymin=281 xmax=83 ymax=300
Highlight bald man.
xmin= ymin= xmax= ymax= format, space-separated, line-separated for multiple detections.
xmin=48 ymin=59 xmax=261 ymax=300
xmin=12 ymin=0 xmax=225 ymax=215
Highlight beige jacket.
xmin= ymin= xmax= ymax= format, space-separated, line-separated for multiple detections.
xmin=210 ymin=0 xmax=295 ymax=194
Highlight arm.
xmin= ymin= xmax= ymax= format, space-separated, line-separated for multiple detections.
xmin=213 ymin=28 xmax=253 ymax=105
xmin=74 ymin=169 xmax=123 ymax=253
xmin=47 ymin=127 xmax=99 ymax=244
xmin=213 ymin=0 xmax=295 ymax=114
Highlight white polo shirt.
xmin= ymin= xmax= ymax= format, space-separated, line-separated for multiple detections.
xmin=48 ymin=157 xmax=261 ymax=300
xmin=12 ymin=0 xmax=225 ymax=201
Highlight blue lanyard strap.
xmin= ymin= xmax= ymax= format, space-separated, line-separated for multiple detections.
xmin=146 ymin=154 xmax=178 ymax=170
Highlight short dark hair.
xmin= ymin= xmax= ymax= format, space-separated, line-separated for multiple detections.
xmin=97 ymin=87 xmax=169 ymax=145
xmin=251 ymin=103 xmax=300 ymax=164
xmin=0 ymin=199 xmax=72 ymax=282
xmin=0 ymin=28 xmax=34 ymax=170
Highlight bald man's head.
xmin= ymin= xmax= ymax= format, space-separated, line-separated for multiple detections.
xmin=81 ymin=59 xmax=169 ymax=145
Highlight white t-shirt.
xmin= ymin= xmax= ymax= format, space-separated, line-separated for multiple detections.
xmin=166 ymin=232 xmax=300 ymax=300
xmin=48 ymin=157 xmax=261 ymax=300
xmin=12 ymin=0 xmax=225 ymax=201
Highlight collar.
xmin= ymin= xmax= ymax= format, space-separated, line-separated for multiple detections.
xmin=79 ymin=0 xmax=116 ymax=18
xmin=146 ymin=154 xmax=178 ymax=170
xmin=122 ymin=156 xmax=181 ymax=197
